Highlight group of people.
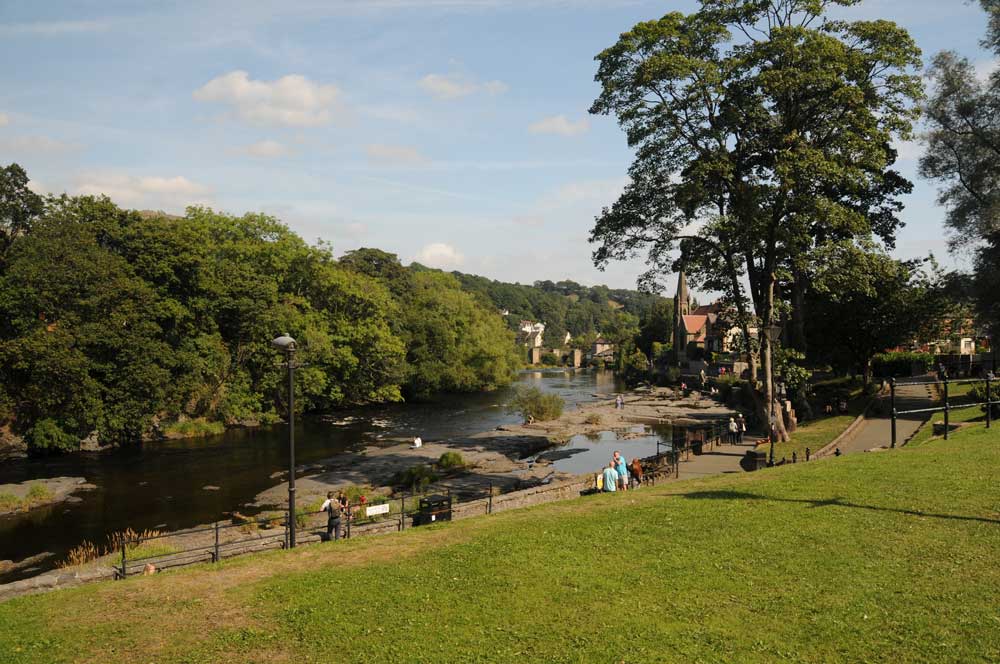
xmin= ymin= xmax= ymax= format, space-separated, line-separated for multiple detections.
xmin=601 ymin=450 xmax=643 ymax=492
xmin=727 ymin=414 xmax=747 ymax=444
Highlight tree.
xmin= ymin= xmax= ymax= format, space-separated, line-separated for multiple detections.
xmin=920 ymin=0 xmax=1000 ymax=337
xmin=0 ymin=163 xmax=43 ymax=260
xmin=806 ymin=243 xmax=949 ymax=387
xmin=589 ymin=0 xmax=922 ymax=439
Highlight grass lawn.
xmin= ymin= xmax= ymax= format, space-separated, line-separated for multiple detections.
xmin=2 ymin=428 xmax=999 ymax=663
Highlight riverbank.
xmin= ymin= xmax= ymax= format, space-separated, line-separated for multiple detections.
xmin=254 ymin=385 xmax=737 ymax=510
xmin=4 ymin=423 xmax=994 ymax=661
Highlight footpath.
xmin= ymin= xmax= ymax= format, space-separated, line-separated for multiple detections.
xmin=837 ymin=381 xmax=936 ymax=454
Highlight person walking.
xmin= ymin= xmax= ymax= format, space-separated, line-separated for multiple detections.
xmin=728 ymin=417 xmax=738 ymax=444
xmin=320 ymin=491 xmax=343 ymax=541
xmin=737 ymin=414 xmax=746 ymax=444
xmin=602 ymin=461 xmax=618 ymax=493
xmin=613 ymin=451 xmax=629 ymax=491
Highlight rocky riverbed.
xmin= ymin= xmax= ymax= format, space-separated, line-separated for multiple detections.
xmin=254 ymin=386 xmax=736 ymax=509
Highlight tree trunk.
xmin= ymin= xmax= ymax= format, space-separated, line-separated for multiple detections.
xmin=790 ymin=268 xmax=808 ymax=354
xmin=760 ymin=273 xmax=790 ymax=444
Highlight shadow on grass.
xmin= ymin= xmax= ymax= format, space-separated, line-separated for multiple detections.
xmin=677 ymin=490 xmax=1000 ymax=525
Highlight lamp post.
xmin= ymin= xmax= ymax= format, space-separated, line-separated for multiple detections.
xmin=763 ymin=323 xmax=782 ymax=467
xmin=272 ymin=334 xmax=297 ymax=548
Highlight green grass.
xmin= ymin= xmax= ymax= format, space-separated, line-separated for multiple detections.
xmin=907 ymin=406 xmax=988 ymax=448
xmin=0 ymin=484 xmax=54 ymax=513
xmin=161 ymin=418 xmax=226 ymax=439
xmin=2 ymin=427 xmax=999 ymax=663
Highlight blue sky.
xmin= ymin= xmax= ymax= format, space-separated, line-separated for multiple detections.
xmin=0 ymin=0 xmax=991 ymax=291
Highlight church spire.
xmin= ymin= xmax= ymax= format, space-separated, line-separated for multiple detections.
xmin=676 ymin=268 xmax=690 ymax=317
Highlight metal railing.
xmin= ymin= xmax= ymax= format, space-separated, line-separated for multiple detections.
xmin=890 ymin=375 xmax=996 ymax=448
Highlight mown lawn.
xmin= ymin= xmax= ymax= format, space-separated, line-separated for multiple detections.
xmin=761 ymin=378 xmax=868 ymax=460
xmin=2 ymin=427 xmax=999 ymax=663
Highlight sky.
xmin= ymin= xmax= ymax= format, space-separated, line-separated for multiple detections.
xmin=0 ymin=0 xmax=993 ymax=293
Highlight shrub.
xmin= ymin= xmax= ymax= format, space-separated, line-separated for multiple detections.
xmin=27 ymin=418 xmax=78 ymax=452
xmin=584 ymin=413 xmax=602 ymax=425
xmin=540 ymin=351 xmax=560 ymax=366
xmin=437 ymin=451 xmax=465 ymax=470
xmin=872 ymin=352 xmax=934 ymax=378
xmin=968 ymin=383 xmax=1000 ymax=418
xmin=0 ymin=493 xmax=19 ymax=512
xmin=506 ymin=386 xmax=564 ymax=423
xmin=391 ymin=464 xmax=439 ymax=491
xmin=591 ymin=357 xmax=606 ymax=370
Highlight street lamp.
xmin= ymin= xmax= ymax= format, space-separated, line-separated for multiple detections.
xmin=272 ymin=334 xmax=297 ymax=548
xmin=763 ymin=323 xmax=782 ymax=467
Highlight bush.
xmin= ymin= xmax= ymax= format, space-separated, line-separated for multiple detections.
xmin=438 ymin=451 xmax=465 ymax=470
xmin=26 ymin=484 xmax=52 ymax=502
xmin=968 ymin=383 xmax=1000 ymax=418
xmin=872 ymin=352 xmax=934 ymax=378
xmin=590 ymin=357 xmax=606 ymax=370
xmin=162 ymin=418 xmax=225 ymax=439
xmin=540 ymin=351 xmax=560 ymax=366
xmin=391 ymin=464 xmax=439 ymax=491
xmin=27 ymin=418 xmax=78 ymax=452
xmin=506 ymin=386 xmax=564 ymax=423
xmin=584 ymin=413 xmax=602 ymax=425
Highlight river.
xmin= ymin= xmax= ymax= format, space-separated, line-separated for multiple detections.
xmin=1 ymin=369 xmax=675 ymax=582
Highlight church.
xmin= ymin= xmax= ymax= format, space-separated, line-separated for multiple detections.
xmin=671 ymin=268 xmax=747 ymax=366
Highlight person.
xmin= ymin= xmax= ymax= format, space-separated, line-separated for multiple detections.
xmin=613 ymin=450 xmax=628 ymax=491
xmin=699 ymin=369 xmax=707 ymax=389
xmin=629 ymin=458 xmax=644 ymax=487
xmin=320 ymin=491 xmax=343 ymax=541
xmin=728 ymin=417 xmax=738 ymax=444
xmin=615 ymin=394 xmax=624 ymax=410
xmin=838 ymin=399 xmax=848 ymax=414
xmin=737 ymin=414 xmax=746 ymax=444
xmin=601 ymin=461 xmax=618 ymax=493
xmin=411 ymin=436 xmax=422 ymax=448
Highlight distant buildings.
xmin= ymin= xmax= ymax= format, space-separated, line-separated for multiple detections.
xmin=518 ymin=320 xmax=545 ymax=348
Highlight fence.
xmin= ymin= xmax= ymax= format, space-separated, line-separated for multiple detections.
xmin=890 ymin=375 xmax=997 ymax=448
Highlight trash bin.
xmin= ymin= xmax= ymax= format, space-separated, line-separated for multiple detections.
xmin=740 ymin=450 xmax=768 ymax=472
xmin=415 ymin=494 xmax=452 ymax=526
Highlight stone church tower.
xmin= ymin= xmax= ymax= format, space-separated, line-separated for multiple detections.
xmin=672 ymin=267 xmax=690 ymax=366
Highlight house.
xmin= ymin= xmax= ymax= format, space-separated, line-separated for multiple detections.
xmin=591 ymin=337 xmax=615 ymax=363
xmin=518 ymin=320 xmax=545 ymax=348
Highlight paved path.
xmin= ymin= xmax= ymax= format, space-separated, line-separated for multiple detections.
xmin=838 ymin=381 xmax=937 ymax=454
xmin=665 ymin=439 xmax=760 ymax=480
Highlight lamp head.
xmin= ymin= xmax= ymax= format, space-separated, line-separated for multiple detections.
xmin=271 ymin=334 xmax=297 ymax=351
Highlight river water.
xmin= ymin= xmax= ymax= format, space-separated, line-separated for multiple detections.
xmin=0 ymin=369 xmax=679 ymax=582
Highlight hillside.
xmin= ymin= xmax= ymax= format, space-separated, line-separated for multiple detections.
xmin=446 ymin=270 xmax=673 ymax=350
xmin=2 ymin=427 xmax=997 ymax=662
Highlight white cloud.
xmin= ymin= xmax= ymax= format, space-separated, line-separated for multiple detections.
xmin=415 ymin=242 xmax=465 ymax=269
xmin=0 ymin=20 xmax=114 ymax=35
xmin=74 ymin=174 xmax=211 ymax=211
xmin=238 ymin=139 xmax=293 ymax=158
xmin=365 ymin=143 xmax=429 ymax=166
xmin=418 ymin=73 xmax=508 ymax=100
xmin=0 ymin=113 xmax=8 ymax=127
xmin=529 ymin=114 xmax=589 ymax=137
xmin=193 ymin=70 xmax=342 ymax=127
xmin=0 ymin=135 xmax=83 ymax=154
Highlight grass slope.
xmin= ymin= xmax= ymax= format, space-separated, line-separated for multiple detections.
xmin=2 ymin=428 xmax=999 ymax=663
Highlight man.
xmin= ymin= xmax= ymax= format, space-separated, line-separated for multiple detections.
xmin=736 ymin=414 xmax=746 ymax=444
xmin=602 ymin=461 xmax=618 ymax=493
xmin=613 ymin=451 xmax=629 ymax=491
xmin=319 ymin=491 xmax=343 ymax=541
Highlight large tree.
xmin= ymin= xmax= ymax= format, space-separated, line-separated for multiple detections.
xmin=589 ymin=0 xmax=922 ymax=438
xmin=0 ymin=163 xmax=43 ymax=260
xmin=921 ymin=0 xmax=1000 ymax=337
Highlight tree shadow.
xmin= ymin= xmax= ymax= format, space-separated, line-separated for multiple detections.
xmin=677 ymin=490 xmax=1000 ymax=525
